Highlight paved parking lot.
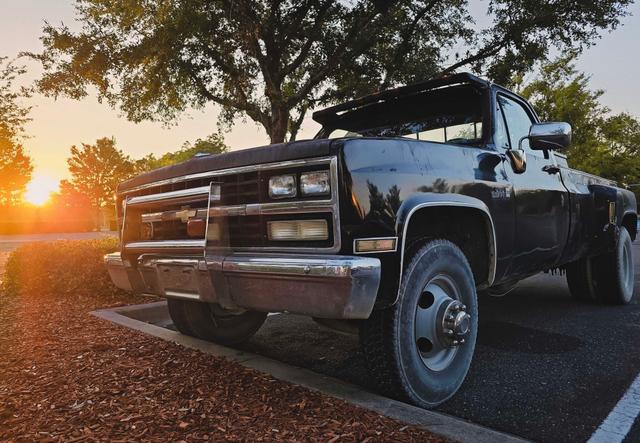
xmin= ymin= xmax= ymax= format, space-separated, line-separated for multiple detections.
xmin=231 ymin=240 xmax=640 ymax=442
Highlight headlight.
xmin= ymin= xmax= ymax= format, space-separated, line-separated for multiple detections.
xmin=300 ymin=171 xmax=330 ymax=196
xmin=267 ymin=220 xmax=329 ymax=241
xmin=269 ymin=174 xmax=297 ymax=199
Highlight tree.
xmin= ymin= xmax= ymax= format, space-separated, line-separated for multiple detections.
xmin=135 ymin=133 xmax=229 ymax=172
xmin=63 ymin=137 xmax=135 ymax=227
xmin=520 ymin=56 xmax=640 ymax=202
xmin=32 ymin=0 xmax=631 ymax=144
xmin=0 ymin=57 xmax=33 ymax=206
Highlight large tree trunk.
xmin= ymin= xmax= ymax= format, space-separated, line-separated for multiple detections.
xmin=268 ymin=107 xmax=290 ymax=144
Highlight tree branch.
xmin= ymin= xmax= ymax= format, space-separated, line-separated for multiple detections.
xmin=438 ymin=37 xmax=509 ymax=76
xmin=282 ymin=0 xmax=333 ymax=78
xmin=286 ymin=6 xmax=387 ymax=108
xmin=380 ymin=0 xmax=443 ymax=89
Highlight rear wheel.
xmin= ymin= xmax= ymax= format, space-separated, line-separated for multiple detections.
xmin=360 ymin=239 xmax=478 ymax=408
xmin=566 ymin=227 xmax=635 ymax=305
xmin=167 ymin=299 xmax=267 ymax=345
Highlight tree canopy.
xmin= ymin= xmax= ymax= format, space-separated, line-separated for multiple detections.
xmin=0 ymin=57 xmax=33 ymax=206
xmin=32 ymin=0 xmax=632 ymax=144
xmin=520 ymin=56 xmax=640 ymax=202
xmin=62 ymin=137 xmax=135 ymax=222
xmin=135 ymin=133 xmax=229 ymax=172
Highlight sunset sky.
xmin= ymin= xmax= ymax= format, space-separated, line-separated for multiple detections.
xmin=2 ymin=0 xmax=640 ymax=197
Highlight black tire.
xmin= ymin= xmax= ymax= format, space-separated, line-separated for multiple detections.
xmin=594 ymin=227 xmax=635 ymax=304
xmin=360 ymin=239 xmax=478 ymax=408
xmin=168 ymin=299 xmax=267 ymax=345
xmin=565 ymin=257 xmax=598 ymax=302
xmin=167 ymin=298 xmax=196 ymax=336
xmin=566 ymin=227 xmax=635 ymax=305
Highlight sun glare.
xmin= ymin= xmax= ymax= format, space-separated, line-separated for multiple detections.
xmin=25 ymin=174 xmax=59 ymax=206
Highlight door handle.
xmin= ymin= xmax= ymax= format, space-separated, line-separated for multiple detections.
xmin=542 ymin=165 xmax=561 ymax=174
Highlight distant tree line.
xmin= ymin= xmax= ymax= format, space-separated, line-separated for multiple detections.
xmin=517 ymin=56 xmax=640 ymax=203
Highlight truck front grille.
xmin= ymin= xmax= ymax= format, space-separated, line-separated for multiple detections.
xmin=119 ymin=157 xmax=340 ymax=255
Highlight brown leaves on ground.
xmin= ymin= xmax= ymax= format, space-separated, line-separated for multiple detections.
xmin=0 ymin=246 xmax=445 ymax=442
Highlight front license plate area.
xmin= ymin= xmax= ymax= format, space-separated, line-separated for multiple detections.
xmin=157 ymin=264 xmax=200 ymax=296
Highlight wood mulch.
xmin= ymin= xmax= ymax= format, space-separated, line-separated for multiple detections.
xmin=0 ymin=263 xmax=446 ymax=442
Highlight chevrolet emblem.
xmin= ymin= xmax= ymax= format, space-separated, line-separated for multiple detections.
xmin=175 ymin=208 xmax=197 ymax=223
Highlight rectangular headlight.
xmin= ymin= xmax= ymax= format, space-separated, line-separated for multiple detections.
xmin=269 ymin=174 xmax=297 ymax=199
xmin=267 ymin=220 xmax=329 ymax=241
xmin=300 ymin=171 xmax=330 ymax=196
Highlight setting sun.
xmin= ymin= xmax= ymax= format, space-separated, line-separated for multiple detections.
xmin=24 ymin=174 xmax=59 ymax=206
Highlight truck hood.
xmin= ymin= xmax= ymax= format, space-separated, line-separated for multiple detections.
xmin=118 ymin=138 xmax=335 ymax=193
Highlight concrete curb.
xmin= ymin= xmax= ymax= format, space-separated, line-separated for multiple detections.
xmin=92 ymin=302 xmax=529 ymax=443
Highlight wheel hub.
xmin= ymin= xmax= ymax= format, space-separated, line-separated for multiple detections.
xmin=414 ymin=275 xmax=472 ymax=372
xmin=441 ymin=300 xmax=471 ymax=346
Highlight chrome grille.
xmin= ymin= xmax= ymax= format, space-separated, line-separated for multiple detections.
xmin=119 ymin=157 xmax=340 ymax=255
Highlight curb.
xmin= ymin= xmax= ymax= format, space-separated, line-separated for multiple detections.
xmin=92 ymin=302 xmax=529 ymax=443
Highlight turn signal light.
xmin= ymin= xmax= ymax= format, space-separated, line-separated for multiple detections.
xmin=354 ymin=237 xmax=397 ymax=253
xmin=267 ymin=220 xmax=328 ymax=241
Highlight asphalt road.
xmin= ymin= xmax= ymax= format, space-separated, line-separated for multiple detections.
xmin=233 ymin=241 xmax=640 ymax=442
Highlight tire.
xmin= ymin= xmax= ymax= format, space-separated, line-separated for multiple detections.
xmin=594 ymin=227 xmax=635 ymax=304
xmin=167 ymin=298 xmax=196 ymax=336
xmin=565 ymin=257 xmax=598 ymax=302
xmin=566 ymin=227 xmax=635 ymax=305
xmin=360 ymin=239 xmax=478 ymax=408
xmin=167 ymin=299 xmax=267 ymax=345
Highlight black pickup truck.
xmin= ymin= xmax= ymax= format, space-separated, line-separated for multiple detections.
xmin=106 ymin=73 xmax=637 ymax=408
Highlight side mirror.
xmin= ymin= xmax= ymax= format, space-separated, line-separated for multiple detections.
xmin=527 ymin=122 xmax=572 ymax=151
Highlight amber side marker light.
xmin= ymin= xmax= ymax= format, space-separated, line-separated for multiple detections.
xmin=354 ymin=237 xmax=398 ymax=253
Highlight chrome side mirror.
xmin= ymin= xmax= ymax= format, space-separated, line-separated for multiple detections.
xmin=528 ymin=122 xmax=572 ymax=151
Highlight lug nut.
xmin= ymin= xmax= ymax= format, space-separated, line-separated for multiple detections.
xmin=459 ymin=338 xmax=465 ymax=344
xmin=461 ymin=304 xmax=467 ymax=310
xmin=452 ymin=340 xmax=459 ymax=346
xmin=444 ymin=329 xmax=453 ymax=336
xmin=446 ymin=314 xmax=454 ymax=321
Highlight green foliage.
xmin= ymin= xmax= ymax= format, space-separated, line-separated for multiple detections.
xmin=520 ymin=56 xmax=640 ymax=202
xmin=62 ymin=137 xmax=135 ymax=226
xmin=0 ymin=57 xmax=33 ymax=206
xmin=31 ymin=0 xmax=632 ymax=144
xmin=135 ymin=133 xmax=229 ymax=172
xmin=1 ymin=238 xmax=126 ymax=298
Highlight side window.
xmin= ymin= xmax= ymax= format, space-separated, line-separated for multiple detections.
xmin=497 ymin=95 xmax=534 ymax=150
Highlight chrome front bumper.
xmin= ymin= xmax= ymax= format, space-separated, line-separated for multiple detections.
xmin=105 ymin=252 xmax=381 ymax=319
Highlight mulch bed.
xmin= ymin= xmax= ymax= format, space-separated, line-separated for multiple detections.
xmin=0 ymin=269 xmax=445 ymax=441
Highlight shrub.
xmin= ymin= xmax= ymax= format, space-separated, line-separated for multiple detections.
xmin=1 ymin=238 xmax=127 ymax=299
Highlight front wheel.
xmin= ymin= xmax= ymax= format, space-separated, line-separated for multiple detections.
xmin=167 ymin=299 xmax=267 ymax=345
xmin=360 ymin=239 xmax=478 ymax=408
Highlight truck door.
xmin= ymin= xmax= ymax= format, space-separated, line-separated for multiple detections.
xmin=496 ymin=93 xmax=570 ymax=277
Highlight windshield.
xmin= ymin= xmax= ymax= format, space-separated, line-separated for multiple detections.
xmin=318 ymin=84 xmax=485 ymax=146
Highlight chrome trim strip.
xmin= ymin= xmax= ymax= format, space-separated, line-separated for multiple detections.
xmin=353 ymin=236 xmax=399 ymax=254
xmin=400 ymin=202 xmax=497 ymax=288
xmin=127 ymin=185 xmax=218 ymax=207
xmin=121 ymin=157 xmax=335 ymax=195
xmin=222 ymin=254 xmax=380 ymax=278
xmin=124 ymin=239 xmax=206 ymax=251
xmin=142 ymin=199 xmax=334 ymax=222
